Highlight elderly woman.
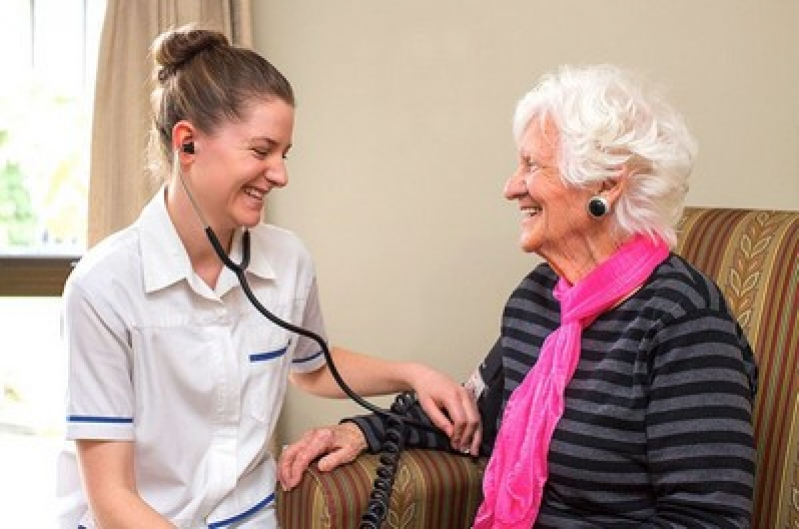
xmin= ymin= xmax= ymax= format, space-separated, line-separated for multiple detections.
xmin=278 ymin=64 xmax=758 ymax=527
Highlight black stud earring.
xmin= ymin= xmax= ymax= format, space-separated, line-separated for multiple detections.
xmin=587 ymin=196 xmax=609 ymax=218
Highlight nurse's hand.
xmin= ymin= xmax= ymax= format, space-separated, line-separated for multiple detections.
xmin=407 ymin=365 xmax=482 ymax=456
xmin=278 ymin=422 xmax=367 ymax=491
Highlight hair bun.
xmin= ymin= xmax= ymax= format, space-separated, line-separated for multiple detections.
xmin=152 ymin=25 xmax=229 ymax=82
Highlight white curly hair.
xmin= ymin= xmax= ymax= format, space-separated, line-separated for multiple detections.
xmin=513 ymin=64 xmax=697 ymax=248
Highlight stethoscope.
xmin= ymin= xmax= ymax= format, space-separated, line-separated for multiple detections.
xmin=176 ymin=149 xmax=444 ymax=435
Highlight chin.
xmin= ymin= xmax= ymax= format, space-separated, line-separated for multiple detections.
xmin=235 ymin=202 xmax=265 ymax=225
xmin=519 ymin=235 xmax=540 ymax=254
xmin=237 ymin=215 xmax=262 ymax=229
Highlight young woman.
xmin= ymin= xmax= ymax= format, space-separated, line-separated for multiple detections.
xmin=57 ymin=26 xmax=478 ymax=528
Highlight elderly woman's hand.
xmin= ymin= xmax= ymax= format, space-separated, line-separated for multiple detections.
xmin=278 ymin=422 xmax=368 ymax=491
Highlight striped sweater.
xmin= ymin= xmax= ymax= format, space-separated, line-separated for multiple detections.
xmin=349 ymin=254 xmax=757 ymax=527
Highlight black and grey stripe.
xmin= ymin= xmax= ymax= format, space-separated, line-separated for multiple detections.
xmin=349 ymin=254 xmax=757 ymax=527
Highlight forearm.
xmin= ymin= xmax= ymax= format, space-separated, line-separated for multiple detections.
xmin=87 ymin=488 xmax=175 ymax=529
xmin=344 ymin=339 xmax=506 ymax=453
xmin=291 ymin=346 xmax=427 ymax=398
xmin=77 ymin=440 xmax=175 ymax=528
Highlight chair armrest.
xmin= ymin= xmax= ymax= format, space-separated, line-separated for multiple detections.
xmin=277 ymin=448 xmax=487 ymax=528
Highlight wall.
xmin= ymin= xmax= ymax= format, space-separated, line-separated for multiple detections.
xmin=251 ymin=0 xmax=799 ymax=444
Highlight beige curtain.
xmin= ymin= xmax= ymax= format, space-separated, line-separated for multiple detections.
xmin=87 ymin=0 xmax=253 ymax=247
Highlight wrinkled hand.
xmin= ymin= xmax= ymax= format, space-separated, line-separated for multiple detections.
xmin=278 ymin=422 xmax=367 ymax=491
xmin=410 ymin=367 xmax=482 ymax=456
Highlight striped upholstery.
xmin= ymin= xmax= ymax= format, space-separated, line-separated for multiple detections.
xmin=277 ymin=449 xmax=486 ymax=528
xmin=675 ymin=207 xmax=799 ymax=529
xmin=277 ymin=207 xmax=798 ymax=529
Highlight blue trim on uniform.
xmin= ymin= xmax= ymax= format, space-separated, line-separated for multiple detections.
xmin=292 ymin=349 xmax=324 ymax=364
xmin=67 ymin=415 xmax=133 ymax=424
xmin=249 ymin=345 xmax=288 ymax=363
xmin=207 ymin=491 xmax=275 ymax=528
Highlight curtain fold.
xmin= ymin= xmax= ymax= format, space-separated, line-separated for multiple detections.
xmin=87 ymin=0 xmax=253 ymax=246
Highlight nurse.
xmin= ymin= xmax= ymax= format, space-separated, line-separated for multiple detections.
xmin=57 ymin=25 xmax=479 ymax=528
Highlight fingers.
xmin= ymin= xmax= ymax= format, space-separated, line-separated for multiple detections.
xmin=418 ymin=373 xmax=485 ymax=455
xmin=454 ymin=391 xmax=482 ymax=455
xmin=278 ymin=428 xmax=333 ymax=491
xmin=417 ymin=384 xmax=481 ymax=455
xmin=469 ymin=425 xmax=483 ymax=456
xmin=315 ymin=423 xmax=367 ymax=471
xmin=315 ymin=446 xmax=358 ymax=472
xmin=277 ymin=423 xmax=368 ymax=491
xmin=422 ymin=399 xmax=455 ymax=438
xmin=459 ymin=386 xmax=482 ymax=455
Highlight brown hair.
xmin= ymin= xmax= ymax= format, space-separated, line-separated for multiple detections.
xmin=148 ymin=25 xmax=294 ymax=176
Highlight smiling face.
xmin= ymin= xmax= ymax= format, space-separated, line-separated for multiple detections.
xmin=185 ymin=97 xmax=295 ymax=233
xmin=504 ymin=117 xmax=616 ymax=282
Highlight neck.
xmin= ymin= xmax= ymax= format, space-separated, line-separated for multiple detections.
xmin=544 ymin=234 xmax=625 ymax=285
xmin=165 ymin=183 xmax=231 ymax=288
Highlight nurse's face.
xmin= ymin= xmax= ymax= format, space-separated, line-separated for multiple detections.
xmin=190 ymin=97 xmax=295 ymax=232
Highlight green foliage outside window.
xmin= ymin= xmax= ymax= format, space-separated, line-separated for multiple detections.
xmin=0 ymin=133 xmax=36 ymax=246
xmin=0 ymin=80 xmax=89 ymax=253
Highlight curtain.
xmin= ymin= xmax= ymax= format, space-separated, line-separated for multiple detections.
xmin=87 ymin=0 xmax=253 ymax=247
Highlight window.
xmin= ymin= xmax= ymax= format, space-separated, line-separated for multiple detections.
xmin=0 ymin=1 xmax=105 ymax=526
xmin=1 ymin=0 xmax=105 ymax=295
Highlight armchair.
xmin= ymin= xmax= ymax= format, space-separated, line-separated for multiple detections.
xmin=277 ymin=207 xmax=799 ymax=528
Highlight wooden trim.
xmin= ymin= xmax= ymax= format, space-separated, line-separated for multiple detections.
xmin=0 ymin=256 xmax=78 ymax=296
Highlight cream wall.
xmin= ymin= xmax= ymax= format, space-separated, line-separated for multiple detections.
xmin=251 ymin=0 xmax=799 ymax=444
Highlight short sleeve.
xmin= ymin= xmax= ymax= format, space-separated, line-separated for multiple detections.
xmin=290 ymin=278 xmax=327 ymax=373
xmin=63 ymin=279 xmax=135 ymax=441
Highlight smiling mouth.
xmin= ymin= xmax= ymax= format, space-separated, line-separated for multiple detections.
xmin=244 ymin=186 xmax=265 ymax=201
xmin=521 ymin=206 xmax=542 ymax=217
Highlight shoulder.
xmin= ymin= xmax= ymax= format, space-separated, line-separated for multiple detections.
xmin=627 ymin=254 xmax=754 ymax=374
xmin=505 ymin=262 xmax=559 ymax=312
xmin=501 ymin=262 xmax=560 ymax=338
xmin=62 ymin=226 xmax=144 ymax=322
xmin=514 ymin=261 xmax=559 ymax=297
xmin=67 ymin=226 xmax=142 ymax=292
xmin=640 ymin=253 xmax=733 ymax=320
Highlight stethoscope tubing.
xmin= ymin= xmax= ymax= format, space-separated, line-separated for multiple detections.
xmin=205 ymin=227 xmax=444 ymax=437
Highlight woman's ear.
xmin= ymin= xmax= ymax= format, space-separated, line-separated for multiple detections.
xmin=601 ymin=176 xmax=624 ymax=206
xmin=172 ymin=120 xmax=195 ymax=155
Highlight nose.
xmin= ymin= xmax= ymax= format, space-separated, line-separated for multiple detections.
xmin=264 ymin=159 xmax=288 ymax=188
xmin=504 ymin=167 xmax=527 ymax=200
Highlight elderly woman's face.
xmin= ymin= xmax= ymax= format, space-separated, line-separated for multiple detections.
xmin=504 ymin=118 xmax=595 ymax=262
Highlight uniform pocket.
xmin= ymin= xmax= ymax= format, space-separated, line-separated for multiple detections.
xmin=246 ymin=337 xmax=291 ymax=423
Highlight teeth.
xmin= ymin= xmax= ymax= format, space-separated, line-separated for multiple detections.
xmin=521 ymin=206 xmax=541 ymax=217
xmin=244 ymin=187 xmax=264 ymax=200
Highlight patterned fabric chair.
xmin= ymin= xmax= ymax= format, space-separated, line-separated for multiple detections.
xmin=277 ymin=207 xmax=799 ymax=529
xmin=277 ymin=449 xmax=486 ymax=528
xmin=676 ymin=208 xmax=799 ymax=528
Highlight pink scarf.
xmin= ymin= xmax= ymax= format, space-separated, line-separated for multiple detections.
xmin=473 ymin=235 xmax=669 ymax=529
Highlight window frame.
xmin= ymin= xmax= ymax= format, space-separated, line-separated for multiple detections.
xmin=0 ymin=0 xmax=104 ymax=296
xmin=0 ymin=256 xmax=77 ymax=296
